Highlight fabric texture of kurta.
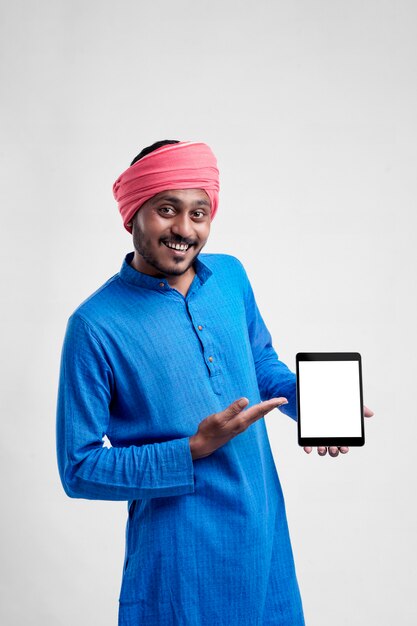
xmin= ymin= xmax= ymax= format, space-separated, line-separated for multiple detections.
xmin=57 ymin=252 xmax=305 ymax=625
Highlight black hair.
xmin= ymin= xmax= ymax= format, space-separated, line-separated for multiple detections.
xmin=130 ymin=140 xmax=180 ymax=166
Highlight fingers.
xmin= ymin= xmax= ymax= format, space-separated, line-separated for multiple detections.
xmin=315 ymin=446 xmax=349 ymax=457
xmin=242 ymin=398 xmax=288 ymax=422
xmin=364 ymin=405 xmax=374 ymax=417
xmin=224 ymin=397 xmax=250 ymax=418
xmin=223 ymin=398 xmax=286 ymax=436
xmin=223 ymin=397 xmax=287 ymax=426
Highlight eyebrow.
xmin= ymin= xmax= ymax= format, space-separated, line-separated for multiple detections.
xmin=151 ymin=194 xmax=210 ymax=207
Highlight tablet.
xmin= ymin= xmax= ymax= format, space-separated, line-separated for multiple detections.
xmin=296 ymin=353 xmax=365 ymax=447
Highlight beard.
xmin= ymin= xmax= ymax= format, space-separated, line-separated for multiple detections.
xmin=132 ymin=222 xmax=205 ymax=277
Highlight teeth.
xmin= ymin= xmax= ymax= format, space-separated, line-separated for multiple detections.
xmin=164 ymin=241 xmax=189 ymax=251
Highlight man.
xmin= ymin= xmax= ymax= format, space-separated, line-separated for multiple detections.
xmin=57 ymin=140 xmax=370 ymax=625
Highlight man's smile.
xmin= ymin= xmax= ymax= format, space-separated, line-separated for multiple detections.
xmin=162 ymin=240 xmax=192 ymax=252
xmin=160 ymin=239 xmax=196 ymax=257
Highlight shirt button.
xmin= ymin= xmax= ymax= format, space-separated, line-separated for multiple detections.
xmin=159 ymin=282 xmax=165 ymax=288
xmin=208 ymin=356 xmax=213 ymax=362
xmin=198 ymin=325 xmax=203 ymax=331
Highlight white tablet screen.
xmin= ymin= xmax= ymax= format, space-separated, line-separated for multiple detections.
xmin=298 ymin=360 xmax=362 ymax=437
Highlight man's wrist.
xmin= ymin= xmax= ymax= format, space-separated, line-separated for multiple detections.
xmin=189 ymin=435 xmax=202 ymax=460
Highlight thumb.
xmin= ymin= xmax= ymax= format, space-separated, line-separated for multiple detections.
xmin=224 ymin=397 xmax=250 ymax=417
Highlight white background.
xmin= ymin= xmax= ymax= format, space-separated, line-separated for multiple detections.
xmin=1 ymin=1 xmax=416 ymax=625
xmin=298 ymin=360 xmax=362 ymax=437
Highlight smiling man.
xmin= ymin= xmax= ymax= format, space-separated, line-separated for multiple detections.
xmin=129 ymin=188 xmax=212 ymax=296
xmin=57 ymin=140 xmax=307 ymax=625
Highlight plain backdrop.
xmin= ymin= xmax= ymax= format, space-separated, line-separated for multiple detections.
xmin=1 ymin=1 xmax=416 ymax=625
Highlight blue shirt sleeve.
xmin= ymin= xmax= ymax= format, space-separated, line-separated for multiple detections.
xmin=239 ymin=264 xmax=297 ymax=420
xmin=56 ymin=314 xmax=195 ymax=501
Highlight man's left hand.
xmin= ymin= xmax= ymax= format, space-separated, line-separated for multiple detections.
xmin=303 ymin=405 xmax=374 ymax=457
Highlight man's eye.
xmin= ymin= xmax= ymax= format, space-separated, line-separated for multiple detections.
xmin=159 ymin=206 xmax=174 ymax=215
xmin=193 ymin=211 xmax=204 ymax=218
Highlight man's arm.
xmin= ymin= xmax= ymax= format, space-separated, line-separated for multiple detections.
xmin=56 ymin=314 xmax=195 ymax=501
xmin=239 ymin=262 xmax=375 ymax=456
xmin=241 ymin=265 xmax=297 ymax=419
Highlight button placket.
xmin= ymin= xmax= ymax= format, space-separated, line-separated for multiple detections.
xmin=187 ymin=302 xmax=219 ymax=377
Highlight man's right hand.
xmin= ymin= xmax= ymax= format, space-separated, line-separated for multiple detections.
xmin=189 ymin=397 xmax=288 ymax=460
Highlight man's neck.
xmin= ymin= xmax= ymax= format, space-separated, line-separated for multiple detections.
xmin=130 ymin=252 xmax=196 ymax=297
xmin=166 ymin=267 xmax=196 ymax=297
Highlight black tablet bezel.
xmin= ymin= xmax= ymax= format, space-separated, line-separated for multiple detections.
xmin=296 ymin=352 xmax=365 ymax=447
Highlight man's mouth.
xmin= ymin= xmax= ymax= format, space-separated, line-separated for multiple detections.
xmin=162 ymin=240 xmax=193 ymax=252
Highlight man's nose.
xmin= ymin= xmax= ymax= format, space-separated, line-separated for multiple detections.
xmin=170 ymin=214 xmax=194 ymax=240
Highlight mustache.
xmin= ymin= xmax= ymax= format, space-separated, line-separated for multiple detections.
xmin=161 ymin=237 xmax=196 ymax=246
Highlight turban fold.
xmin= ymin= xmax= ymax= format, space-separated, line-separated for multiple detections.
xmin=113 ymin=141 xmax=220 ymax=232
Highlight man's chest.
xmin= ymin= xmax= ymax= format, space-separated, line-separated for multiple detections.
xmin=102 ymin=284 xmax=250 ymax=385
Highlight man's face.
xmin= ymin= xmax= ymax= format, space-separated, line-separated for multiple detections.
xmin=130 ymin=188 xmax=211 ymax=277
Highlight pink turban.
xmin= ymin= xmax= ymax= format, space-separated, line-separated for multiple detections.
xmin=113 ymin=141 xmax=220 ymax=232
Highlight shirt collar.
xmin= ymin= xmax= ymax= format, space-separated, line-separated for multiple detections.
xmin=119 ymin=252 xmax=212 ymax=291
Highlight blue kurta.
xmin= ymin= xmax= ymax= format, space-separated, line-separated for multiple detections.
xmin=57 ymin=253 xmax=305 ymax=625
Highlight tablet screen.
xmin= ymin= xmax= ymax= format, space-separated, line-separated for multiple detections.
xmin=296 ymin=353 xmax=364 ymax=446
